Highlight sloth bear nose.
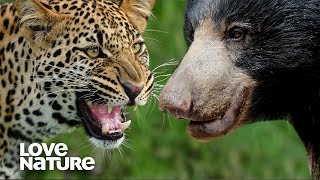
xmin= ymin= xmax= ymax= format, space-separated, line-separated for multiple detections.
xmin=121 ymin=82 xmax=144 ymax=105
xmin=159 ymin=89 xmax=192 ymax=119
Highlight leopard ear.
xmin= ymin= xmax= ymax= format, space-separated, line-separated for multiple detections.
xmin=14 ymin=0 xmax=67 ymax=43
xmin=120 ymin=0 xmax=155 ymax=32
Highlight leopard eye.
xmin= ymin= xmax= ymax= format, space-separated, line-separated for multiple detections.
xmin=85 ymin=46 xmax=100 ymax=58
xmin=132 ymin=42 xmax=143 ymax=54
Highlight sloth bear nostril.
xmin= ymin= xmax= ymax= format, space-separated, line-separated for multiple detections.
xmin=159 ymin=90 xmax=192 ymax=119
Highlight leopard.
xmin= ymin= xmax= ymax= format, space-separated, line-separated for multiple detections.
xmin=0 ymin=0 xmax=155 ymax=178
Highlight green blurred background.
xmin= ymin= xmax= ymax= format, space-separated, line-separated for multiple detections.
xmin=1 ymin=0 xmax=311 ymax=179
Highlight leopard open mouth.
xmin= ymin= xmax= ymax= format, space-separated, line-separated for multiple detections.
xmin=76 ymin=92 xmax=131 ymax=141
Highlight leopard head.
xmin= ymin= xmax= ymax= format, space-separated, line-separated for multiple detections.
xmin=14 ymin=0 xmax=155 ymax=148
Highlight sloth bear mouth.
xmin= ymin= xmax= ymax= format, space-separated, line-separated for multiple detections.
xmin=76 ymin=92 xmax=131 ymax=141
xmin=187 ymin=91 xmax=246 ymax=141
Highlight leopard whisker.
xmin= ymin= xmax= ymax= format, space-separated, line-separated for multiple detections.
xmin=144 ymin=28 xmax=169 ymax=34
xmin=90 ymin=145 xmax=98 ymax=157
xmin=144 ymin=36 xmax=164 ymax=44
xmin=155 ymin=76 xmax=171 ymax=83
xmin=147 ymin=95 xmax=157 ymax=119
xmin=134 ymin=108 xmax=143 ymax=127
xmin=103 ymin=150 xmax=112 ymax=160
xmin=122 ymin=140 xmax=135 ymax=151
xmin=30 ymin=75 xmax=88 ymax=82
xmin=152 ymin=59 xmax=178 ymax=73
xmin=151 ymin=93 xmax=159 ymax=101
xmin=144 ymin=96 xmax=153 ymax=117
xmin=154 ymin=83 xmax=164 ymax=87
xmin=116 ymin=146 xmax=124 ymax=158
xmin=78 ymin=92 xmax=98 ymax=100
xmin=79 ymin=138 xmax=93 ymax=151
xmin=153 ymin=86 xmax=163 ymax=90
xmin=32 ymin=77 xmax=89 ymax=86
xmin=46 ymin=89 xmax=96 ymax=97
xmin=154 ymin=74 xmax=172 ymax=79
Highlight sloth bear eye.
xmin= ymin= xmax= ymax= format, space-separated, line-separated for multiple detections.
xmin=229 ymin=28 xmax=245 ymax=41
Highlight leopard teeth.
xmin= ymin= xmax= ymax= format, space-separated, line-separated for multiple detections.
xmin=109 ymin=129 xmax=122 ymax=134
xmin=102 ymin=123 xmax=110 ymax=134
xmin=119 ymin=120 xmax=131 ymax=131
xmin=108 ymin=105 xmax=113 ymax=114
xmin=86 ymin=101 xmax=93 ymax=108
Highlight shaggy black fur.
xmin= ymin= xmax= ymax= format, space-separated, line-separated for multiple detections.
xmin=185 ymin=0 xmax=320 ymax=178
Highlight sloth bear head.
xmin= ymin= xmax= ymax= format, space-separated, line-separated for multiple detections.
xmin=159 ymin=0 xmax=320 ymax=178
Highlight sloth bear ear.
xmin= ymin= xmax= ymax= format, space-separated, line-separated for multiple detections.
xmin=14 ymin=0 xmax=68 ymax=44
xmin=120 ymin=0 xmax=155 ymax=32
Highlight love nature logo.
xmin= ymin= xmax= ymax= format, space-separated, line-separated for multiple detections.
xmin=20 ymin=143 xmax=95 ymax=171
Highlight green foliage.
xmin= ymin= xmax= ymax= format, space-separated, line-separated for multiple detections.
xmin=1 ymin=0 xmax=311 ymax=178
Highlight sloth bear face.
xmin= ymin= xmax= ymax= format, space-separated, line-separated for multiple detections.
xmin=160 ymin=0 xmax=320 ymax=178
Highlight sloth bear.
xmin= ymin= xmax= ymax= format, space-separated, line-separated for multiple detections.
xmin=159 ymin=0 xmax=320 ymax=178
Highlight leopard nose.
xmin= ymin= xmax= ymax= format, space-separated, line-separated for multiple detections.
xmin=121 ymin=82 xmax=144 ymax=105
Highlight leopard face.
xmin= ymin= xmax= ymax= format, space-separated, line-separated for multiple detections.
xmin=0 ymin=0 xmax=155 ymax=178
xmin=21 ymin=0 xmax=155 ymax=148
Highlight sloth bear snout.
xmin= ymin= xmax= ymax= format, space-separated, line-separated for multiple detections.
xmin=160 ymin=0 xmax=320 ymax=178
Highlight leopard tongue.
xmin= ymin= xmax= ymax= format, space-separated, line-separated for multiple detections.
xmin=89 ymin=104 xmax=131 ymax=135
